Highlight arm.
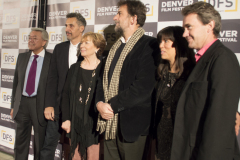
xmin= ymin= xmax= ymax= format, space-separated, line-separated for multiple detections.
xmin=110 ymin=40 xmax=158 ymax=113
xmin=44 ymin=46 xmax=59 ymax=120
xmin=197 ymin=53 xmax=240 ymax=159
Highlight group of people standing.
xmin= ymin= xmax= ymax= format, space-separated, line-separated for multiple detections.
xmin=10 ymin=1 xmax=240 ymax=160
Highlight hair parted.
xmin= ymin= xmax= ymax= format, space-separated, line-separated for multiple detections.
xmin=157 ymin=26 xmax=195 ymax=79
xmin=31 ymin=28 xmax=49 ymax=49
xmin=66 ymin=12 xmax=87 ymax=28
xmin=117 ymin=1 xmax=147 ymax=27
xmin=182 ymin=1 xmax=221 ymax=37
xmin=78 ymin=32 xmax=106 ymax=58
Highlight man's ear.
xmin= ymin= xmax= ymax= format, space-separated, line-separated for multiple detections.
xmin=131 ymin=15 xmax=138 ymax=25
xmin=80 ymin=25 xmax=85 ymax=33
xmin=207 ymin=20 xmax=215 ymax=33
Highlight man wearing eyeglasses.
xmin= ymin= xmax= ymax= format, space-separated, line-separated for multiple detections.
xmin=10 ymin=28 xmax=51 ymax=160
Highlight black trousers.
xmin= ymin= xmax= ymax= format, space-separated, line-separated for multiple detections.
xmin=104 ymin=127 xmax=147 ymax=160
xmin=40 ymin=114 xmax=62 ymax=160
xmin=14 ymin=96 xmax=46 ymax=160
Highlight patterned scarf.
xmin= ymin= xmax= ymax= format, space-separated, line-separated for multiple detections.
xmin=96 ymin=27 xmax=145 ymax=140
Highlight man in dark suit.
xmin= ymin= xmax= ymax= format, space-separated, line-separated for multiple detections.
xmin=40 ymin=13 xmax=86 ymax=159
xmin=10 ymin=28 xmax=51 ymax=160
xmin=170 ymin=2 xmax=240 ymax=159
xmin=95 ymin=1 xmax=158 ymax=159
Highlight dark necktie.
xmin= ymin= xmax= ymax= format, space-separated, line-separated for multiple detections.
xmin=26 ymin=55 xmax=39 ymax=96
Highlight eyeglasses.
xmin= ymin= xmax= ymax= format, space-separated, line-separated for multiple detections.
xmin=28 ymin=37 xmax=39 ymax=42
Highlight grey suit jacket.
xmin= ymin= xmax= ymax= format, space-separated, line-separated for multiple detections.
xmin=11 ymin=51 xmax=52 ymax=126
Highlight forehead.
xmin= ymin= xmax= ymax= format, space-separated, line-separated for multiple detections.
xmin=183 ymin=13 xmax=202 ymax=26
xmin=82 ymin=36 xmax=93 ymax=42
xmin=118 ymin=5 xmax=128 ymax=14
xmin=66 ymin=17 xmax=78 ymax=24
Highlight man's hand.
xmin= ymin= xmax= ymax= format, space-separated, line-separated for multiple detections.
xmin=10 ymin=109 xmax=13 ymax=118
xmin=62 ymin=120 xmax=71 ymax=133
xmin=44 ymin=107 xmax=55 ymax=121
xmin=235 ymin=112 xmax=240 ymax=136
xmin=97 ymin=102 xmax=114 ymax=120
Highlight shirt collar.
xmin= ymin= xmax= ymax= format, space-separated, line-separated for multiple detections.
xmin=197 ymin=39 xmax=218 ymax=56
xmin=31 ymin=49 xmax=45 ymax=58
xmin=120 ymin=36 xmax=131 ymax=43
xmin=70 ymin=41 xmax=80 ymax=48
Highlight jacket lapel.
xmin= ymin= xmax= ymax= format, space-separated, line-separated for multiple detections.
xmin=38 ymin=51 xmax=51 ymax=91
xmin=20 ymin=52 xmax=31 ymax=90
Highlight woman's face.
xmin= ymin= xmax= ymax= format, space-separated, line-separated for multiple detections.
xmin=159 ymin=38 xmax=176 ymax=64
xmin=80 ymin=36 xmax=98 ymax=58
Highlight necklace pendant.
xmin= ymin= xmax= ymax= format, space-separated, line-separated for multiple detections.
xmin=79 ymin=97 xmax=82 ymax=103
xmin=167 ymin=83 xmax=170 ymax=87
xmin=92 ymin=71 xmax=95 ymax=77
xmin=79 ymin=84 xmax=82 ymax=92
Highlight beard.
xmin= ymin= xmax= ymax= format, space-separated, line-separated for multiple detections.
xmin=114 ymin=25 xmax=123 ymax=36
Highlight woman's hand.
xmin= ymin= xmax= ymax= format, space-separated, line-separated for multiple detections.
xmin=62 ymin=120 xmax=71 ymax=133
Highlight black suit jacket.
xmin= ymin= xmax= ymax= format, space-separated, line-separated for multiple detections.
xmin=96 ymin=35 xmax=159 ymax=142
xmin=171 ymin=40 xmax=240 ymax=160
xmin=11 ymin=51 xmax=52 ymax=126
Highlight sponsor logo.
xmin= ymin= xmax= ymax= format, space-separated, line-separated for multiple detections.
xmin=1 ymin=130 xmax=14 ymax=145
xmin=73 ymin=7 xmax=91 ymax=19
xmin=3 ymin=35 xmax=17 ymax=43
xmin=55 ymin=149 xmax=61 ymax=158
xmin=46 ymin=26 xmax=67 ymax=49
xmin=21 ymin=13 xmax=37 ymax=22
xmin=3 ymin=53 xmax=16 ymax=65
xmin=203 ymin=0 xmax=237 ymax=12
xmin=4 ymin=14 xmax=17 ymax=25
xmin=219 ymin=30 xmax=237 ymax=42
xmin=49 ymin=31 xmax=65 ymax=42
xmin=96 ymin=6 xmax=118 ymax=16
xmin=2 ymin=74 xmax=14 ymax=83
xmin=1 ymin=49 xmax=18 ymax=69
xmin=160 ymin=0 xmax=193 ymax=12
xmin=0 ymin=126 xmax=15 ymax=149
xmin=1 ymin=113 xmax=14 ymax=123
xmin=2 ymin=92 xmax=12 ymax=103
xmin=49 ymin=10 xmax=67 ymax=20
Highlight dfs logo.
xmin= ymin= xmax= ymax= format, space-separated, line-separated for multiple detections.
xmin=5 ymin=14 xmax=17 ymax=24
xmin=73 ymin=7 xmax=91 ymax=20
xmin=49 ymin=32 xmax=65 ymax=42
xmin=1 ymin=130 xmax=14 ymax=145
xmin=204 ymin=0 xmax=237 ymax=12
xmin=145 ymin=3 xmax=154 ymax=16
xmin=22 ymin=32 xmax=29 ymax=43
xmin=3 ymin=53 xmax=16 ymax=65
xmin=2 ymin=92 xmax=12 ymax=103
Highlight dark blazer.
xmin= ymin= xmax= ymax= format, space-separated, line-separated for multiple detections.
xmin=96 ymin=35 xmax=159 ymax=142
xmin=171 ymin=40 xmax=240 ymax=160
xmin=11 ymin=51 xmax=52 ymax=126
xmin=44 ymin=41 xmax=70 ymax=115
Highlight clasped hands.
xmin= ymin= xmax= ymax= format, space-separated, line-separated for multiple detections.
xmin=97 ymin=102 xmax=114 ymax=120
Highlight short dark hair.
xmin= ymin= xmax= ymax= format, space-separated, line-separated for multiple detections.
xmin=157 ymin=26 xmax=195 ymax=79
xmin=66 ymin=12 xmax=87 ymax=28
xmin=182 ymin=1 xmax=221 ymax=37
xmin=117 ymin=1 xmax=147 ymax=27
xmin=77 ymin=32 xmax=106 ymax=58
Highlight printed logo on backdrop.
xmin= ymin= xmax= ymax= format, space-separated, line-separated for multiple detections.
xmin=3 ymin=0 xmax=20 ymax=9
xmin=19 ymin=28 xmax=32 ymax=49
xmin=20 ymin=0 xmax=38 ymax=7
xmin=0 ymin=87 xmax=12 ymax=109
xmin=3 ymin=8 xmax=20 ymax=29
xmin=219 ymin=20 xmax=240 ymax=53
xmin=1 ymin=49 xmax=18 ymax=69
xmin=141 ymin=0 xmax=159 ymax=22
xmin=20 ymin=6 xmax=38 ymax=28
xmin=158 ymin=0 xmax=196 ymax=21
xmin=94 ymin=24 xmax=120 ymax=51
xmin=2 ymin=29 xmax=19 ymax=49
xmin=54 ymin=143 xmax=62 ymax=160
xmin=199 ymin=0 xmax=240 ymax=19
xmin=0 ymin=126 xmax=15 ymax=149
xmin=95 ymin=0 xmax=118 ymax=25
xmin=1 ymin=69 xmax=14 ymax=89
xmin=46 ymin=26 xmax=67 ymax=50
xmin=47 ymin=3 xmax=69 ymax=27
xmin=0 ymin=107 xmax=16 ymax=129
xmin=142 ymin=22 xmax=158 ymax=38
xmin=70 ymin=0 xmax=95 ymax=25
xmin=48 ymin=0 xmax=70 ymax=5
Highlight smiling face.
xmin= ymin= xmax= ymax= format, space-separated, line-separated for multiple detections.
xmin=80 ymin=36 xmax=99 ymax=58
xmin=182 ymin=13 xmax=210 ymax=50
xmin=28 ymin=31 xmax=46 ymax=54
xmin=159 ymin=38 xmax=176 ymax=64
xmin=65 ymin=17 xmax=83 ymax=42
xmin=113 ymin=5 xmax=131 ymax=35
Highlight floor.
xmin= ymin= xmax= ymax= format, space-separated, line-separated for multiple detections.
xmin=0 ymin=151 xmax=14 ymax=160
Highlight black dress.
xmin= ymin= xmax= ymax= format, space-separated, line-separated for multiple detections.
xmin=155 ymin=72 xmax=186 ymax=160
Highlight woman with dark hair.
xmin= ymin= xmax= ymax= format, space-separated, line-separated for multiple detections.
xmin=154 ymin=26 xmax=195 ymax=160
xmin=61 ymin=32 xmax=106 ymax=160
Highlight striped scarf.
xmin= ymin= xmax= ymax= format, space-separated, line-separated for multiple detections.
xmin=96 ymin=27 xmax=145 ymax=140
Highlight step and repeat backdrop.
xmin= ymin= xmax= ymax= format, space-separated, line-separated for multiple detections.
xmin=0 ymin=0 xmax=239 ymax=159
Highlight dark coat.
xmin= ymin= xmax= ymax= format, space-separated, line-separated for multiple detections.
xmin=11 ymin=51 xmax=52 ymax=126
xmin=171 ymin=40 xmax=240 ymax=160
xmin=96 ymin=35 xmax=159 ymax=142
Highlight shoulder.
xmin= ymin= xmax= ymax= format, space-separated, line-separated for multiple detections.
xmin=54 ymin=41 xmax=70 ymax=49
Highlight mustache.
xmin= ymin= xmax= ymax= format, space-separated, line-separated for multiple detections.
xmin=66 ymin=32 xmax=72 ymax=35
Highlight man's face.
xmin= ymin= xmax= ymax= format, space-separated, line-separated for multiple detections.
xmin=113 ymin=5 xmax=131 ymax=35
xmin=28 ymin=31 xmax=46 ymax=54
xmin=183 ymin=13 xmax=209 ymax=50
xmin=65 ymin=17 xmax=83 ymax=41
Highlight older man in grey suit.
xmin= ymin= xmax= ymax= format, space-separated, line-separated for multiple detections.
xmin=10 ymin=28 xmax=51 ymax=160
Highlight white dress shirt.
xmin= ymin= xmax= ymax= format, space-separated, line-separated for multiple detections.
xmin=68 ymin=41 xmax=79 ymax=68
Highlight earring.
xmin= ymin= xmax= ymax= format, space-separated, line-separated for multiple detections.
xmin=95 ymin=51 xmax=97 ymax=54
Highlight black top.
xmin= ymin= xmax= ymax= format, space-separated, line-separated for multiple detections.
xmin=155 ymin=72 xmax=185 ymax=160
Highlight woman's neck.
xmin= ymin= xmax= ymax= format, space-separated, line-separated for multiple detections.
xmin=81 ymin=55 xmax=99 ymax=70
